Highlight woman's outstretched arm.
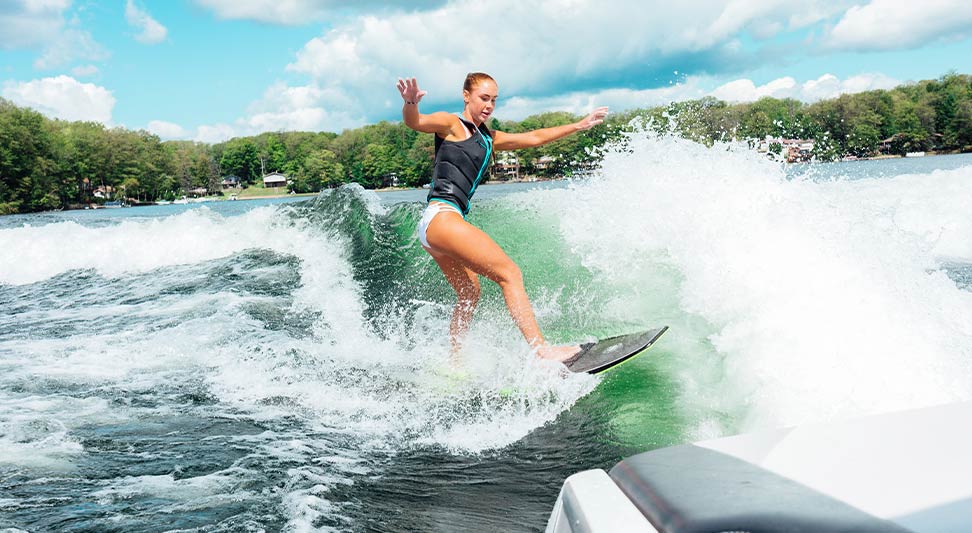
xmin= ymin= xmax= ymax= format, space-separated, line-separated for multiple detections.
xmin=492 ymin=106 xmax=608 ymax=151
xmin=397 ymin=77 xmax=455 ymax=136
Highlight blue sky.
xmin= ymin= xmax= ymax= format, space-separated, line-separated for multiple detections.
xmin=1 ymin=0 xmax=971 ymax=143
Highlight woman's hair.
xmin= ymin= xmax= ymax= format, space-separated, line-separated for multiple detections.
xmin=463 ymin=72 xmax=495 ymax=92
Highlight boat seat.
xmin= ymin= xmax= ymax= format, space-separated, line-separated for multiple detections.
xmin=609 ymin=444 xmax=914 ymax=533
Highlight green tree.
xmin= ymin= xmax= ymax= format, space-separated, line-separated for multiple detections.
xmin=847 ymin=122 xmax=881 ymax=157
xmin=361 ymin=143 xmax=397 ymax=187
xmin=401 ymin=133 xmax=434 ymax=187
xmin=261 ymin=134 xmax=287 ymax=174
xmin=296 ymin=149 xmax=343 ymax=192
xmin=220 ymin=139 xmax=260 ymax=184
xmin=0 ymin=99 xmax=56 ymax=213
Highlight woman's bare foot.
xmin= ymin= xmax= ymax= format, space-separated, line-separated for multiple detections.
xmin=448 ymin=349 xmax=463 ymax=370
xmin=535 ymin=344 xmax=581 ymax=362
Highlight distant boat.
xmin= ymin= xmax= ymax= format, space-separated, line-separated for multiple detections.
xmin=103 ymin=200 xmax=127 ymax=208
xmin=173 ymin=196 xmax=189 ymax=205
xmin=155 ymin=200 xmax=172 ymax=205
xmin=905 ymin=151 xmax=926 ymax=157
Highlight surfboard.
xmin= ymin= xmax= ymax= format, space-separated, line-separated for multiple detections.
xmin=565 ymin=326 xmax=668 ymax=374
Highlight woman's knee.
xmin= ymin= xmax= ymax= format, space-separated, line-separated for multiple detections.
xmin=459 ymin=279 xmax=480 ymax=305
xmin=489 ymin=261 xmax=523 ymax=287
xmin=452 ymin=274 xmax=480 ymax=305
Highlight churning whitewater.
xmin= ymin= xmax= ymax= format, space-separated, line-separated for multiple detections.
xmin=2 ymin=131 xmax=971 ymax=530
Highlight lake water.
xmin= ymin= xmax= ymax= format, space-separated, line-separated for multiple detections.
xmin=2 ymin=138 xmax=971 ymax=532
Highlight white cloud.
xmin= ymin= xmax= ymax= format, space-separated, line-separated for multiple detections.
xmin=175 ymin=0 xmax=930 ymax=141
xmin=2 ymin=75 xmax=115 ymax=123
xmin=193 ymin=0 xmax=331 ymax=25
xmin=711 ymin=0 xmax=851 ymax=42
xmin=0 ymin=1 xmax=108 ymax=69
xmin=188 ymin=0 xmax=895 ymax=139
xmin=125 ymin=0 xmax=168 ymax=44
xmin=827 ymin=0 xmax=972 ymax=51
xmin=190 ymin=81 xmax=364 ymax=142
xmin=496 ymin=79 xmax=708 ymax=121
xmin=192 ymin=0 xmax=444 ymax=25
xmin=195 ymin=123 xmax=238 ymax=144
xmin=709 ymin=73 xmax=901 ymax=103
xmin=71 ymin=64 xmax=100 ymax=77
xmin=146 ymin=120 xmax=186 ymax=139
xmin=0 ymin=0 xmax=71 ymax=49
xmin=281 ymin=0 xmax=850 ymax=126
xmin=710 ymin=77 xmax=796 ymax=102
xmin=496 ymin=72 xmax=902 ymax=120
xmin=785 ymin=0 xmax=860 ymax=29
xmin=837 ymin=72 xmax=901 ymax=94
xmin=34 ymin=27 xmax=109 ymax=69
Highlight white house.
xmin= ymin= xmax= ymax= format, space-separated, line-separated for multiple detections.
xmin=493 ymin=152 xmax=520 ymax=181
xmin=758 ymin=137 xmax=815 ymax=162
xmin=263 ymin=172 xmax=289 ymax=188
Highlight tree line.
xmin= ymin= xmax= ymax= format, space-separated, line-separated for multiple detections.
xmin=2 ymin=72 xmax=970 ymax=215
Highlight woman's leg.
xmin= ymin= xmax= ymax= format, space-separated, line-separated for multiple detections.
xmin=425 ymin=211 xmax=578 ymax=361
xmin=425 ymin=247 xmax=480 ymax=355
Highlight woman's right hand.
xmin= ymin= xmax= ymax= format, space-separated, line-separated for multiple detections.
xmin=397 ymin=77 xmax=427 ymax=105
xmin=575 ymin=106 xmax=609 ymax=131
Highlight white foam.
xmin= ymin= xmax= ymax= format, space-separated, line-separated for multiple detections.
xmin=1 ymin=206 xmax=296 ymax=285
xmin=552 ymin=131 xmax=972 ymax=431
xmin=816 ymin=167 xmax=972 ymax=261
xmin=0 ymin=392 xmax=108 ymax=470
xmin=0 ymin=192 xmax=613 ymax=533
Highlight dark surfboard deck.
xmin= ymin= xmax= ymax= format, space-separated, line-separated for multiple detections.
xmin=565 ymin=326 xmax=668 ymax=374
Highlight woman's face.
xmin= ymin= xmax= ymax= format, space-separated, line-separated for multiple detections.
xmin=464 ymin=79 xmax=498 ymax=124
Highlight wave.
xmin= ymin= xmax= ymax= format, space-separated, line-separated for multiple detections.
xmin=544 ymin=131 xmax=972 ymax=431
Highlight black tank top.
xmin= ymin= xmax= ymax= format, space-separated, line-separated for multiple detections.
xmin=427 ymin=115 xmax=493 ymax=216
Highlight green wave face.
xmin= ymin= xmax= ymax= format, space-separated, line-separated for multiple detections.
xmin=295 ymin=183 xmax=721 ymax=452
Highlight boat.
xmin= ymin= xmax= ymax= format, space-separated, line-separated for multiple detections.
xmin=103 ymin=200 xmax=127 ymax=208
xmin=546 ymin=401 xmax=972 ymax=532
xmin=172 ymin=196 xmax=189 ymax=205
xmin=906 ymin=151 xmax=926 ymax=158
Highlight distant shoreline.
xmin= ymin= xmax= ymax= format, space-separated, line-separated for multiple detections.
xmin=839 ymin=149 xmax=966 ymax=162
xmin=11 ymin=153 xmax=969 ymax=214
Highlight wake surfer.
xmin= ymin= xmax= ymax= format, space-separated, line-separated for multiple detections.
xmin=397 ymin=73 xmax=608 ymax=362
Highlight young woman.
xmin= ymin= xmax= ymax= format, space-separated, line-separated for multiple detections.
xmin=397 ymin=73 xmax=608 ymax=362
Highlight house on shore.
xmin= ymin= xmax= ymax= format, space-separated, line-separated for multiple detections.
xmin=262 ymin=172 xmax=289 ymax=189
xmin=92 ymin=185 xmax=115 ymax=199
xmin=534 ymin=155 xmax=556 ymax=170
xmin=221 ymin=175 xmax=241 ymax=189
xmin=492 ymin=152 xmax=520 ymax=181
xmin=758 ymin=137 xmax=815 ymax=163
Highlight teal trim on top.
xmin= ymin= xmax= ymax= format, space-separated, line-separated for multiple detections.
xmin=468 ymin=126 xmax=492 ymax=200
xmin=453 ymin=112 xmax=493 ymax=214
xmin=428 ymin=198 xmax=466 ymax=219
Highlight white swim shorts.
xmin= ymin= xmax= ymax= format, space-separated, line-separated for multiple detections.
xmin=417 ymin=201 xmax=463 ymax=248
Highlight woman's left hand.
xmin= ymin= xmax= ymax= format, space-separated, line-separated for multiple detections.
xmin=397 ymin=77 xmax=427 ymax=105
xmin=576 ymin=106 xmax=609 ymax=131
